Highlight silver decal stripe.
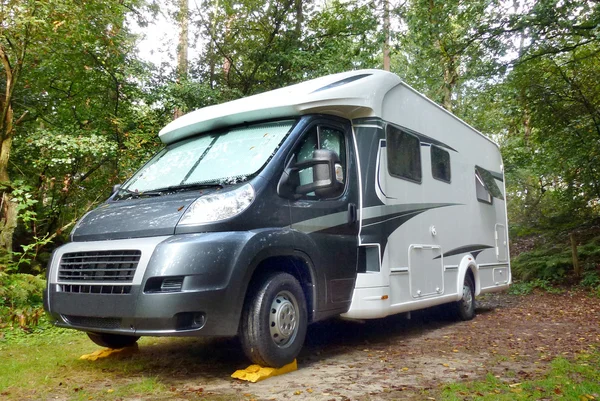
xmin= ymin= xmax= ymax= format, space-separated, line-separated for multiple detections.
xmin=291 ymin=203 xmax=460 ymax=234
xmin=353 ymin=124 xmax=384 ymax=129
xmin=351 ymin=124 xmax=365 ymax=243
xmin=362 ymin=203 xmax=459 ymax=221
xmin=291 ymin=211 xmax=349 ymax=234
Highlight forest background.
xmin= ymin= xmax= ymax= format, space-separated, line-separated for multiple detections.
xmin=1 ymin=0 xmax=599 ymax=327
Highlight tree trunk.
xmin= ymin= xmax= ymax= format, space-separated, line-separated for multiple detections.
xmin=176 ymin=0 xmax=189 ymax=82
xmin=441 ymin=58 xmax=458 ymax=112
xmin=0 ymin=106 xmax=17 ymax=265
xmin=382 ymin=0 xmax=391 ymax=71
xmin=570 ymin=233 xmax=581 ymax=279
xmin=295 ymin=0 xmax=303 ymax=38
xmin=174 ymin=0 xmax=189 ymax=119
xmin=208 ymin=0 xmax=220 ymax=89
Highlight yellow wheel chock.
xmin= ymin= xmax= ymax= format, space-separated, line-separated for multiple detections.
xmin=79 ymin=344 xmax=139 ymax=361
xmin=231 ymin=359 xmax=298 ymax=382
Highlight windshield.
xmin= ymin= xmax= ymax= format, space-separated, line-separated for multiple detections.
xmin=122 ymin=120 xmax=295 ymax=193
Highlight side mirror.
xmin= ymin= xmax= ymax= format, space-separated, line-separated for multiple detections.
xmin=112 ymin=184 xmax=122 ymax=195
xmin=277 ymin=149 xmax=344 ymax=199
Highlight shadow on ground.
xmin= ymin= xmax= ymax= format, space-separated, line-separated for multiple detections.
xmin=75 ymin=298 xmax=507 ymax=383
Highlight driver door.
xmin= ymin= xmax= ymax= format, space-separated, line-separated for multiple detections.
xmin=288 ymin=118 xmax=360 ymax=317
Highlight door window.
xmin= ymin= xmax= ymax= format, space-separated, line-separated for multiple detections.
xmin=294 ymin=125 xmax=346 ymax=197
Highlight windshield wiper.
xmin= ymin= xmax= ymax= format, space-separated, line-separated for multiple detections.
xmin=116 ymin=187 xmax=163 ymax=200
xmin=115 ymin=183 xmax=223 ymax=200
xmin=146 ymin=182 xmax=224 ymax=195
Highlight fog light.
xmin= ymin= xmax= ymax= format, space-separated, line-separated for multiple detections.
xmin=161 ymin=277 xmax=183 ymax=292
xmin=144 ymin=276 xmax=184 ymax=293
xmin=175 ymin=312 xmax=206 ymax=330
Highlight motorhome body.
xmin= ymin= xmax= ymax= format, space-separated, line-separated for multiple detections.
xmin=44 ymin=70 xmax=511 ymax=367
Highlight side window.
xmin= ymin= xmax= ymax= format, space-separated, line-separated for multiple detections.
xmin=295 ymin=125 xmax=346 ymax=194
xmin=431 ymin=145 xmax=451 ymax=183
xmin=387 ymin=125 xmax=421 ymax=183
xmin=475 ymin=166 xmax=504 ymax=204
xmin=475 ymin=169 xmax=492 ymax=204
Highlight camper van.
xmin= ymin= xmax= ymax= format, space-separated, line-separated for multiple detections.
xmin=44 ymin=70 xmax=510 ymax=368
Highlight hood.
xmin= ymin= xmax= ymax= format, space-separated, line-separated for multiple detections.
xmin=71 ymin=192 xmax=204 ymax=242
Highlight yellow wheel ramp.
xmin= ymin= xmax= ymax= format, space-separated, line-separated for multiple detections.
xmin=79 ymin=344 xmax=139 ymax=361
xmin=231 ymin=359 xmax=298 ymax=382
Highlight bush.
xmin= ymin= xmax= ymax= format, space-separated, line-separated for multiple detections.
xmin=508 ymin=279 xmax=563 ymax=295
xmin=0 ymin=272 xmax=46 ymax=329
xmin=511 ymin=246 xmax=572 ymax=281
xmin=511 ymin=234 xmax=600 ymax=284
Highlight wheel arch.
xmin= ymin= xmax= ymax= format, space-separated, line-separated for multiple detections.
xmin=457 ymin=255 xmax=480 ymax=297
xmin=244 ymin=250 xmax=317 ymax=324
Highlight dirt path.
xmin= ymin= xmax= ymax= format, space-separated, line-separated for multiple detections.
xmin=77 ymin=291 xmax=600 ymax=400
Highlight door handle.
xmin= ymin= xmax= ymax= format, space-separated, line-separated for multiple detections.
xmin=348 ymin=203 xmax=357 ymax=226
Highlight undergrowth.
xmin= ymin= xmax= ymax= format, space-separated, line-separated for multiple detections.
xmin=511 ymin=233 xmax=600 ymax=293
xmin=508 ymin=279 xmax=564 ymax=296
xmin=0 ymin=272 xmax=46 ymax=330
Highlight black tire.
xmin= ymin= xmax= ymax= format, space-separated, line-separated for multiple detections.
xmin=455 ymin=274 xmax=476 ymax=321
xmin=87 ymin=332 xmax=140 ymax=349
xmin=240 ymin=272 xmax=308 ymax=368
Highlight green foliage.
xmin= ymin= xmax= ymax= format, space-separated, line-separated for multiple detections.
xmin=9 ymin=181 xmax=38 ymax=228
xmin=580 ymin=271 xmax=600 ymax=289
xmin=511 ymin=246 xmax=573 ymax=282
xmin=395 ymin=0 xmax=507 ymax=110
xmin=508 ymin=279 xmax=563 ymax=296
xmin=441 ymin=353 xmax=600 ymax=400
xmin=511 ymin=233 xmax=600 ymax=285
xmin=0 ymin=272 xmax=45 ymax=329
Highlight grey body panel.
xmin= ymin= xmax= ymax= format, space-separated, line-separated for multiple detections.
xmin=72 ymin=192 xmax=201 ymax=241
xmin=46 ymin=229 xmax=300 ymax=336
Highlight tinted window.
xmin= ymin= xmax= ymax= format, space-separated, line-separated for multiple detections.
xmin=387 ymin=125 xmax=421 ymax=183
xmin=431 ymin=145 xmax=451 ymax=183
xmin=475 ymin=169 xmax=492 ymax=204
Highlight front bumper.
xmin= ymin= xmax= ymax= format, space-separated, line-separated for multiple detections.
xmin=44 ymin=233 xmax=253 ymax=337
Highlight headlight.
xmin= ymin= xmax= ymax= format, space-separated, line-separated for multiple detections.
xmin=178 ymin=183 xmax=255 ymax=225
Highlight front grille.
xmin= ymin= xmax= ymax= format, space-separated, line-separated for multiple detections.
xmin=58 ymin=250 xmax=141 ymax=283
xmin=63 ymin=315 xmax=122 ymax=329
xmin=59 ymin=284 xmax=131 ymax=294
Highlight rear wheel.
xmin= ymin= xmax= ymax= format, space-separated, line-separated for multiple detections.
xmin=455 ymin=274 xmax=475 ymax=320
xmin=87 ymin=332 xmax=140 ymax=349
xmin=240 ymin=272 xmax=308 ymax=368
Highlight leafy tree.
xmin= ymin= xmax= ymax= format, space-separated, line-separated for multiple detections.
xmin=396 ymin=0 xmax=508 ymax=111
xmin=0 ymin=0 xmax=148 ymax=269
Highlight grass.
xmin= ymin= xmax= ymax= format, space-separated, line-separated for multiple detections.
xmin=2 ymin=324 xmax=600 ymax=400
xmin=0 ymin=325 xmax=243 ymax=400
xmin=440 ymin=350 xmax=600 ymax=400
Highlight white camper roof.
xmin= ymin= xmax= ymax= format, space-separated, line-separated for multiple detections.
xmin=159 ymin=70 xmax=401 ymax=144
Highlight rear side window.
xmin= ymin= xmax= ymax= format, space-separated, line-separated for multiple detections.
xmin=387 ymin=125 xmax=421 ymax=183
xmin=475 ymin=166 xmax=504 ymax=204
xmin=431 ymin=145 xmax=451 ymax=183
xmin=475 ymin=169 xmax=492 ymax=204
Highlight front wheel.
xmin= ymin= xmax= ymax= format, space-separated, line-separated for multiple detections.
xmin=240 ymin=272 xmax=308 ymax=368
xmin=87 ymin=332 xmax=140 ymax=349
xmin=455 ymin=274 xmax=475 ymax=321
